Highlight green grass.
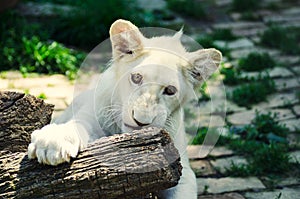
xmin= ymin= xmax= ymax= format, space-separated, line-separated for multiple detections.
xmin=220 ymin=65 xmax=240 ymax=85
xmin=230 ymin=75 xmax=276 ymax=108
xmin=198 ymin=82 xmax=210 ymax=102
xmin=166 ymin=0 xmax=206 ymax=19
xmin=231 ymin=0 xmax=261 ymax=12
xmin=224 ymin=112 xmax=293 ymax=176
xmin=37 ymin=93 xmax=47 ymax=100
xmin=238 ymin=52 xmax=276 ymax=72
xmin=261 ymin=26 xmax=300 ymax=55
xmin=0 ymin=11 xmax=85 ymax=79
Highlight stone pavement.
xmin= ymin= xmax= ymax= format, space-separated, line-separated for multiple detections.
xmin=1 ymin=0 xmax=300 ymax=198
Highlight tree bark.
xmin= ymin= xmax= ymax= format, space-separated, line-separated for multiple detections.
xmin=0 ymin=91 xmax=182 ymax=199
xmin=0 ymin=91 xmax=54 ymax=153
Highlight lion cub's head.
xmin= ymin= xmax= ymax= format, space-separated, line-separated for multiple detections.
xmin=108 ymin=19 xmax=221 ymax=133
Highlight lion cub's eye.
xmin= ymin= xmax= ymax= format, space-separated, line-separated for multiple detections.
xmin=163 ymin=85 xmax=177 ymax=96
xmin=131 ymin=73 xmax=143 ymax=85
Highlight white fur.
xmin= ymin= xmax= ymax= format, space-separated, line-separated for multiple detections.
xmin=28 ymin=19 xmax=221 ymax=199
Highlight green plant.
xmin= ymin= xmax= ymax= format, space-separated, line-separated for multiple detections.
xmin=191 ymin=127 xmax=208 ymax=145
xmin=224 ymin=162 xmax=252 ymax=177
xmin=231 ymin=0 xmax=261 ymax=12
xmin=198 ymin=82 xmax=210 ymax=102
xmin=238 ymin=52 xmax=275 ymax=72
xmin=230 ymin=75 xmax=276 ymax=107
xmin=220 ymin=65 xmax=240 ymax=85
xmin=197 ymin=35 xmax=231 ymax=58
xmin=166 ymin=0 xmax=206 ymax=19
xmin=45 ymin=0 xmax=148 ymax=49
xmin=252 ymin=111 xmax=289 ymax=138
xmin=3 ymin=35 xmax=84 ymax=79
xmin=261 ymin=26 xmax=300 ymax=55
xmin=37 ymin=93 xmax=47 ymax=100
xmin=210 ymin=29 xmax=237 ymax=41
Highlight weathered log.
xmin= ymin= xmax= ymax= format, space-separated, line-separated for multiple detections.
xmin=0 ymin=91 xmax=182 ymax=198
xmin=0 ymin=91 xmax=54 ymax=153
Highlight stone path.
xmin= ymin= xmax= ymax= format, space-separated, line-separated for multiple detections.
xmin=1 ymin=0 xmax=300 ymax=198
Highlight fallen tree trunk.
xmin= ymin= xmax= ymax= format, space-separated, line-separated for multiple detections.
xmin=0 ymin=91 xmax=182 ymax=199
xmin=0 ymin=91 xmax=54 ymax=153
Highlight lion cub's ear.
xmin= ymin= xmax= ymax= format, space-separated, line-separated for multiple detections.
xmin=110 ymin=19 xmax=144 ymax=60
xmin=186 ymin=48 xmax=222 ymax=86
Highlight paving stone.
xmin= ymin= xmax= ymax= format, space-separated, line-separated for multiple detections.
xmin=275 ymin=78 xmax=300 ymax=91
xmin=277 ymin=56 xmax=300 ymax=66
xmin=245 ymin=187 xmax=300 ymax=199
xmin=44 ymin=98 xmax=68 ymax=111
xmin=230 ymin=47 xmax=280 ymax=60
xmin=190 ymin=160 xmax=216 ymax=177
xmin=30 ymin=86 xmax=74 ymax=100
xmin=263 ymin=14 xmax=300 ymax=24
xmin=211 ymin=156 xmax=248 ymax=173
xmin=12 ymin=74 xmax=71 ymax=89
xmin=276 ymin=177 xmax=300 ymax=187
xmin=270 ymin=108 xmax=296 ymax=121
xmin=293 ymin=105 xmax=300 ymax=116
xmin=282 ymin=7 xmax=300 ymax=16
xmin=228 ymin=108 xmax=294 ymax=125
xmin=213 ymin=22 xmax=265 ymax=31
xmin=197 ymin=177 xmax=265 ymax=194
xmin=227 ymin=110 xmax=256 ymax=125
xmin=187 ymin=145 xmax=202 ymax=159
xmin=287 ymin=133 xmax=300 ymax=148
xmin=17 ymin=2 xmax=73 ymax=17
xmin=209 ymin=146 xmax=234 ymax=157
xmin=226 ymin=101 xmax=247 ymax=113
xmin=2 ymin=71 xmax=23 ymax=79
xmin=199 ymin=115 xmax=226 ymax=128
xmin=281 ymin=119 xmax=300 ymax=131
xmin=198 ymin=193 xmax=245 ymax=199
xmin=214 ymin=38 xmax=254 ymax=50
xmin=0 ymin=79 xmax=8 ymax=90
xmin=269 ymin=67 xmax=294 ymax=78
xmin=291 ymin=65 xmax=300 ymax=75
xmin=289 ymin=150 xmax=300 ymax=164
xmin=252 ymin=93 xmax=299 ymax=109
xmin=137 ymin=0 xmax=166 ymax=10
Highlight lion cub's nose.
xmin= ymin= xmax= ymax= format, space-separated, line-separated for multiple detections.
xmin=132 ymin=110 xmax=151 ymax=127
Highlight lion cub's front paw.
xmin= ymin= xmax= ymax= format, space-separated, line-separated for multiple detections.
xmin=28 ymin=122 xmax=82 ymax=166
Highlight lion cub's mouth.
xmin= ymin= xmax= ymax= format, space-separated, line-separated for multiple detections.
xmin=124 ymin=123 xmax=143 ymax=131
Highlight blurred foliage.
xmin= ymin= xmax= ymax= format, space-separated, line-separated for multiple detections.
xmin=198 ymin=82 xmax=210 ymax=102
xmin=0 ymin=11 xmax=84 ymax=79
xmin=231 ymin=0 xmax=261 ymax=12
xmin=43 ymin=0 xmax=150 ymax=49
xmin=230 ymin=74 xmax=276 ymax=108
xmin=238 ymin=52 xmax=275 ymax=72
xmin=220 ymin=65 xmax=240 ymax=85
xmin=166 ymin=0 xmax=206 ymax=19
xmin=261 ymin=26 xmax=300 ymax=55
xmin=225 ymin=112 xmax=292 ymax=176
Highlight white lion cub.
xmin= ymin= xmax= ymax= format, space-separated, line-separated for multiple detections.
xmin=28 ymin=19 xmax=221 ymax=199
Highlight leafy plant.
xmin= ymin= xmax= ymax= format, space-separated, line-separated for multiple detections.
xmin=220 ymin=65 xmax=240 ymax=85
xmin=198 ymin=82 xmax=210 ymax=102
xmin=230 ymin=75 xmax=276 ymax=107
xmin=261 ymin=26 xmax=300 ymax=55
xmin=166 ymin=0 xmax=206 ymax=19
xmin=44 ymin=0 xmax=149 ymax=49
xmin=37 ymin=93 xmax=47 ymax=100
xmin=231 ymin=0 xmax=261 ymax=12
xmin=3 ymin=35 xmax=84 ymax=79
xmin=224 ymin=162 xmax=252 ymax=177
xmin=210 ymin=29 xmax=237 ymax=41
xmin=238 ymin=52 xmax=276 ymax=72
